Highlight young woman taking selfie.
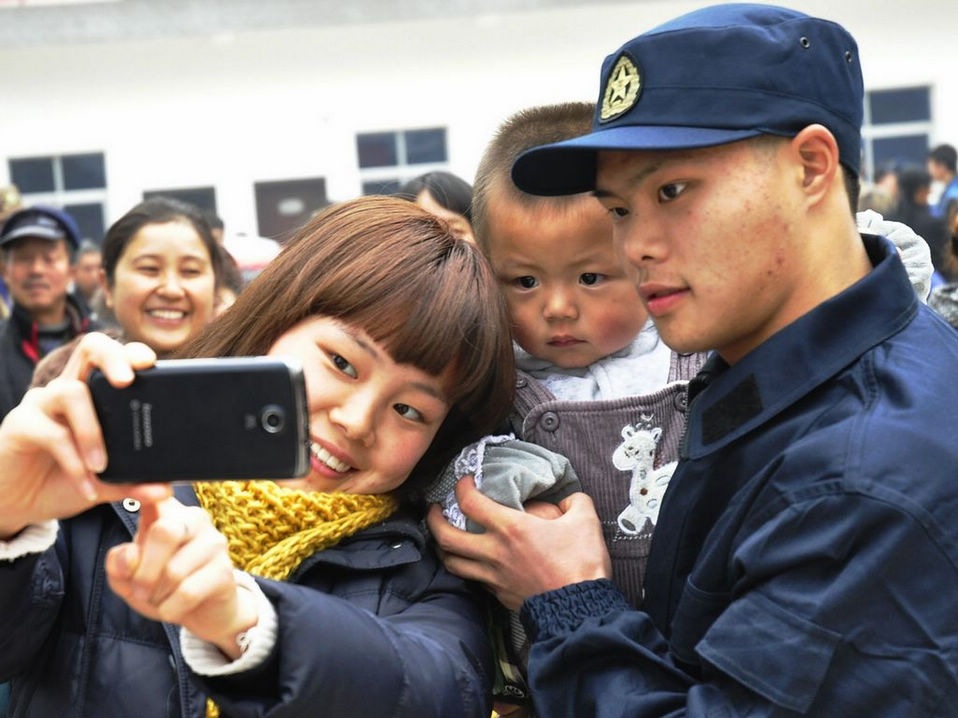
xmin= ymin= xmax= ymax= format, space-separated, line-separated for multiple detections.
xmin=0 ymin=196 xmax=513 ymax=717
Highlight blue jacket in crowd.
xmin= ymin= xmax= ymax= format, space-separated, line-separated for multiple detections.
xmin=0 ymin=486 xmax=493 ymax=717
xmin=931 ymin=176 xmax=958 ymax=219
xmin=520 ymin=234 xmax=958 ymax=716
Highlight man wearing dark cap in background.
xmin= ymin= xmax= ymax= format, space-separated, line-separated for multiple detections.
xmin=432 ymin=4 xmax=958 ymax=715
xmin=0 ymin=206 xmax=97 ymax=419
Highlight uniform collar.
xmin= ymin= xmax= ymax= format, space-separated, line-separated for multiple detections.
xmin=683 ymin=235 xmax=917 ymax=459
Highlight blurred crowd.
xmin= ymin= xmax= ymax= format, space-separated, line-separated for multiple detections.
xmin=858 ymin=143 xmax=958 ymax=326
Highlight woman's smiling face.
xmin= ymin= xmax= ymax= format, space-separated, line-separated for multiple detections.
xmin=103 ymin=220 xmax=216 ymax=356
xmin=268 ymin=315 xmax=452 ymax=494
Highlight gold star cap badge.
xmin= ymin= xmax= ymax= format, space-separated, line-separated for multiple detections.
xmin=599 ymin=54 xmax=642 ymax=123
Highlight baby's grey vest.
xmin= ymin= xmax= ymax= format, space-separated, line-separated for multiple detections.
xmin=510 ymin=351 xmax=708 ymax=607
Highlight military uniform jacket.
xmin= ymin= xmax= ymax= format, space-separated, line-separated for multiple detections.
xmin=520 ymin=235 xmax=958 ymax=716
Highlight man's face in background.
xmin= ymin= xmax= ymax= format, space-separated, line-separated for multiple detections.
xmin=3 ymin=236 xmax=72 ymax=324
xmin=72 ymin=248 xmax=102 ymax=301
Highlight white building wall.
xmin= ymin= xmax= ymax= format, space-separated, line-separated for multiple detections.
xmin=1 ymin=0 xmax=955 ymax=235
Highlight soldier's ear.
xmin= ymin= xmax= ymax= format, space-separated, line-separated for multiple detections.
xmin=791 ymin=124 xmax=841 ymax=209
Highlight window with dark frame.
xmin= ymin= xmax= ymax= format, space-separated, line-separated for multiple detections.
xmin=62 ymin=153 xmax=107 ymax=191
xmin=862 ymin=86 xmax=932 ymax=181
xmin=253 ymin=177 xmax=329 ymax=241
xmin=142 ymin=186 xmax=217 ymax=217
xmin=7 ymin=152 xmax=107 ymax=244
xmin=9 ymin=157 xmax=55 ymax=194
xmin=356 ymin=127 xmax=448 ymax=195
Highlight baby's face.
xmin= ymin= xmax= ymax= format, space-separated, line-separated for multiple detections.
xmin=486 ymin=193 xmax=647 ymax=368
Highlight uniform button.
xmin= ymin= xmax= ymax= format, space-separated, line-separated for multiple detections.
xmin=674 ymin=392 xmax=688 ymax=411
xmin=515 ymin=377 xmax=527 ymax=388
xmin=390 ymin=541 xmax=403 ymax=549
xmin=540 ymin=412 xmax=560 ymax=432
xmin=122 ymin=498 xmax=141 ymax=512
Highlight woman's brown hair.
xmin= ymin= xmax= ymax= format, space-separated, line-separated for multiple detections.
xmin=179 ymin=196 xmax=515 ymax=498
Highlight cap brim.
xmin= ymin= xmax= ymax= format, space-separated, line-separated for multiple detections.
xmin=0 ymin=225 xmax=67 ymax=247
xmin=512 ymin=125 xmax=764 ymax=196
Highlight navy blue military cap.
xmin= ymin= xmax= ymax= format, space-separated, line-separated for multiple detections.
xmin=0 ymin=205 xmax=81 ymax=250
xmin=512 ymin=3 xmax=864 ymax=196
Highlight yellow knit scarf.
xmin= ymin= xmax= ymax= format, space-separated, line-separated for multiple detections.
xmin=192 ymin=480 xmax=398 ymax=717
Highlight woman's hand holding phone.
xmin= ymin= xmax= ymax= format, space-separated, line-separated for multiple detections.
xmin=0 ymin=332 xmax=172 ymax=539
xmin=106 ymin=497 xmax=259 ymax=660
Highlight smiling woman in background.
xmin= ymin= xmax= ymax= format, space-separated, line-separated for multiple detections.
xmin=28 ymin=198 xmax=222 ymax=388
xmin=100 ymin=197 xmax=220 ymax=355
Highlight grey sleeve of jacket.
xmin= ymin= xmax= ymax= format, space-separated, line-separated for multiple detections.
xmin=856 ymin=209 xmax=932 ymax=301
xmin=426 ymin=438 xmax=582 ymax=534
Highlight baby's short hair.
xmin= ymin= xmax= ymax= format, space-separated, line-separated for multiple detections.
xmin=472 ymin=102 xmax=594 ymax=253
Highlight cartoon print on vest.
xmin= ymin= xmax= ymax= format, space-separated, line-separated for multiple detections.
xmin=613 ymin=421 xmax=677 ymax=535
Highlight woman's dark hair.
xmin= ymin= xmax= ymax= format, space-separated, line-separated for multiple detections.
xmin=180 ymin=196 xmax=515 ymax=499
xmin=396 ymin=171 xmax=474 ymax=223
xmin=896 ymin=166 xmax=931 ymax=207
xmin=214 ymin=243 xmax=245 ymax=295
xmin=101 ymin=197 xmax=222 ymax=286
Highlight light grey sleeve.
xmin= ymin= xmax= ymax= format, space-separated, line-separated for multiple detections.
xmin=427 ymin=437 xmax=582 ymax=534
xmin=856 ymin=209 xmax=932 ymax=302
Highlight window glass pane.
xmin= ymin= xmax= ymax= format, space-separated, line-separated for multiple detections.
xmin=62 ymin=203 xmax=105 ymax=244
xmin=9 ymin=157 xmax=54 ymax=193
xmin=357 ymin=133 xmax=398 ymax=168
xmin=872 ymin=134 xmax=929 ymax=174
xmin=361 ymin=179 xmax=400 ymax=195
xmin=62 ymin=153 xmax=106 ymax=190
xmin=869 ymin=87 xmax=930 ymax=125
xmin=405 ymin=128 xmax=446 ymax=164
xmin=254 ymin=177 xmax=328 ymax=240
xmin=142 ymin=187 xmax=217 ymax=215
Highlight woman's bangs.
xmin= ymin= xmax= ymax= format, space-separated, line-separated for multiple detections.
xmin=353 ymin=273 xmax=470 ymax=382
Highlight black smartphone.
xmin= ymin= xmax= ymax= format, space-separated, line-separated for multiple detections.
xmin=88 ymin=357 xmax=310 ymax=483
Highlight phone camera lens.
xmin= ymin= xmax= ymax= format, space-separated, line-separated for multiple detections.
xmin=260 ymin=405 xmax=286 ymax=434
